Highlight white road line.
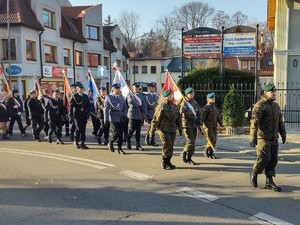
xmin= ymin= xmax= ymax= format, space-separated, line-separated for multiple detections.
xmin=250 ymin=213 xmax=294 ymax=225
xmin=178 ymin=187 xmax=219 ymax=203
xmin=120 ymin=170 xmax=153 ymax=180
xmin=0 ymin=148 xmax=115 ymax=167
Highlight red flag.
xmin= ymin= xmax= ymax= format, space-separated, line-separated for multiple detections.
xmin=0 ymin=64 xmax=11 ymax=93
xmin=63 ymin=73 xmax=71 ymax=112
xmin=160 ymin=71 xmax=183 ymax=104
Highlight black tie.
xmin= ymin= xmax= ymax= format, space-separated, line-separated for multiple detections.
xmin=116 ymin=95 xmax=119 ymax=100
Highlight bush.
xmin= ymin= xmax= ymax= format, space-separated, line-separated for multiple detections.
xmin=222 ymin=85 xmax=245 ymax=127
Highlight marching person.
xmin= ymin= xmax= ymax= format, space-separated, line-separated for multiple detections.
xmin=24 ymin=94 xmax=31 ymax=129
xmin=144 ymin=82 xmax=159 ymax=146
xmin=201 ymin=92 xmax=222 ymax=159
xmin=249 ymin=83 xmax=286 ymax=192
xmin=104 ymin=83 xmax=128 ymax=154
xmin=40 ymin=89 xmax=50 ymax=138
xmin=6 ymin=89 xmax=27 ymax=137
xmin=95 ymin=86 xmax=109 ymax=145
xmin=69 ymin=83 xmax=77 ymax=141
xmin=70 ymin=84 xmax=90 ymax=149
xmin=149 ymin=90 xmax=182 ymax=170
xmin=0 ymin=100 xmax=10 ymax=140
xmin=27 ymin=90 xmax=44 ymax=142
xmin=46 ymin=90 xmax=64 ymax=144
xmin=180 ymin=87 xmax=202 ymax=165
xmin=88 ymin=90 xmax=100 ymax=137
xmin=126 ymin=82 xmax=148 ymax=151
xmin=59 ymin=92 xmax=69 ymax=136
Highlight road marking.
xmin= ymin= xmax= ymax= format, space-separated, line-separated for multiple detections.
xmin=0 ymin=148 xmax=115 ymax=170
xmin=120 ymin=170 xmax=153 ymax=180
xmin=250 ymin=213 xmax=294 ymax=225
xmin=178 ymin=187 xmax=219 ymax=203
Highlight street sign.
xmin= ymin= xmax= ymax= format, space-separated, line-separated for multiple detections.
xmin=224 ymin=33 xmax=256 ymax=56
xmin=98 ymin=66 xmax=107 ymax=77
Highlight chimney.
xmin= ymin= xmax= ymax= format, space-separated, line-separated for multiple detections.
xmin=161 ymin=50 xmax=166 ymax=57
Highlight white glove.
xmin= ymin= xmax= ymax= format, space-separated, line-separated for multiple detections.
xmin=17 ymin=112 xmax=21 ymax=116
xmin=13 ymin=105 xmax=18 ymax=109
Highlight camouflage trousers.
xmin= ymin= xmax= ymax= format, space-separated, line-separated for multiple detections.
xmin=158 ymin=130 xmax=176 ymax=158
xmin=204 ymin=127 xmax=217 ymax=152
xmin=253 ymin=139 xmax=279 ymax=177
xmin=183 ymin=128 xmax=197 ymax=156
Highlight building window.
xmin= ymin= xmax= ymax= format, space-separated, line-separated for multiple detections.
xmin=43 ymin=8 xmax=55 ymax=29
xmin=104 ymin=56 xmax=109 ymax=68
xmin=2 ymin=39 xmax=16 ymax=60
xmin=122 ymin=60 xmax=126 ymax=72
xmin=44 ymin=44 xmax=57 ymax=63
xmin=75 ymin=51 xmax=83 ymax=66
xmin=161 ymin=66 xmax=164 ymax=73
xmin=267 ymin=60 xmax=274 ymax=66
xmin=151 ymin=66 xmax=157 ymax=73
xmin=26 ymin=40 xmax=36 ymax=61
xmin=87 ymin=53 xmax=100 ymax=67
xmin=133 ymin=66 xmax=138 ymax=74
xmin=63 ymin=48 xmax=70 ymax=65
xmin=115 ymin=37 xmax=121 ymax=50
xmin=241 ymin=60 xmax=248 ymax=70
xmin=142 ymin=66 xmax=147 ymax=74
xmin=116 ymin=60 xmax=121 ymax=70
xmin=85 ymin=25 xmax=99 ymax=40
xmin=250 ymin=60 xmax=255 ymax=70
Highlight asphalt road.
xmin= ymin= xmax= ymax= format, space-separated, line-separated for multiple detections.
xmin=0 ymin=126 xmax=299 ymax=225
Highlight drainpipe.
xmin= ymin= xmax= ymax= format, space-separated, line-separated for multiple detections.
xmin=72 ymin=40 xmax=77 ymax=83
xmin=38 ymin=30 xmax=44 ymax=84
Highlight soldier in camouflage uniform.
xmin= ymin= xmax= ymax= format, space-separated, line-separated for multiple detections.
xmin=249 ymin=83 xmax=286 ymax=192
xmin=202 ymin=92 xmax=222 ymax=159
xmin=180 ymin=87 xmax=202 ymax=165
xmin=150 ymin=90 xmax=182 ymax=170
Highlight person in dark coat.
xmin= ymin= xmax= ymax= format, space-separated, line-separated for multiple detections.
xmin=24 ymin=94 xmax=31 ymax=129
xmin=46 ymin=90 xmax=64 ymax=144
xmin=28 ymin=90 xmax=44 ymax=141
xmin=69 ymin=83 xmax=77 ymax=141
xmin=40 ymin=89 xmax=50 ymax=138
xmin=6 ymin=89 xmax=27 ymax=137
xmin=0 ymin=100 xmax=10 ymax=139
xmin=70 ymin=84 xmax=90 ymax=149
xmin=95 ymin=86 xmax=109 ymax=145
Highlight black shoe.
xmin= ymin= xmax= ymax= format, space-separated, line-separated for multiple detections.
xmin=104 ymin=139 xmax=109 ymax=145
xmin=126 ymin=140 xmax=131 ymax=150
xmin=48 ymin=136 xmax=52 ymax=143
xmin=118 ymin=148 xmax=125 ymax=155
xmin=182 ymin=152 xmax=188 ymax=163
xmin=187 ymin=154 xmax=196 ymax=165
xmin=265 ymin=177 xmax=281 ymax=192
xmin=109 ymin=142 xmax=115 ymax=152
xmin=166 ymin=157 xmax=176 ymax=170
xmin=150 ymin=136 xmax=158 ymax=146
xmin=250 ymin=172 xmax=258 ymax=187
xmin=161 ymin=157 xmax=167 ymax=169
xmin=80 ymin=144 xmax=89 ymax=150
xmin=34 ymin=138 xmax=41 ymax=142
xmin=135 ymin=142 xmax=144 ymax=151
xmin=74 ymin=142 xmax=80 ymax=149
xmin=57 ymin=139 xmax=64 ymax=144
xmin=97 ymin=136 xmax=102 ymax=145
xmin=209 ymin=153 xmax=217 ymax=159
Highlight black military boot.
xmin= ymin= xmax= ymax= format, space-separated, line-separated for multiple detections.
xmin=187 ymin=154 xmax=196 ymax=165
xmin=80 ymin=143 xmax=89 ymax=150
xmin=209 ymin=151 xmax=216 ymax=159
xmin=265 ymin=176 xmax=281 ymax=192
xmin=97 ymin=135 xmax=102 ymax=145
xmin=126 ymin=136 xmax=132 ymax=150
xmin=182 ymin=151 xmax=188 ymax=163
xmin=250 ymin=172 xmax=258 ymax=187
xmin=166 ymin=157 xmax=176 ymax=170
xmin=2 ymin=134 xmax=10 ymax=140
xmin=109 ymin=142 xmax=115 ymax=152
xmin=104 ymin=138 xmax=109 ymax=145
xmin=118 ymin=146 xmax=125 ymax=155
xmin=150 ymin=135 xmax=158 ymax=146
xmin=74 ymin=141 xmax=80 ymax=149
xmin=145 ymin=135 xmax=150 ymax=145
xmin=136 ymin=141 xmax=144 ymax=151
xmin=57 ymin=139 xmax=64 ymax=144
xmin=48 ymin=135 xmax=52 ymax=143
xmin=161 ymin=157 xmax=167 ymax=169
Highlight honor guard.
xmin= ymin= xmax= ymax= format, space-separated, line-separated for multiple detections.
xmin=144 ymin=82 xmax=159 ymax=146
xmin=69 ymin=83 xmax=78 ymax=141
xmin=202 ymin=92 xmax=222 ymax=159
xmin=28 ymin=90 xmax=44 ymax=142
xmin=150 ymin=90 xmax=182 ymax=170
xmin=70 ymin=84 xmax=90 ymax=149
xmin=180 ymin=87 xmax=202 ymax=165
xmin=104 ymin=83 xmax=128 ymax=154
xmin=126 ymin=82 xmax=148 ymax=151
xmin=249 ymin=83 xmax=286 ymax=192
xmin=40 ymin=89 xmax=50 ymax=138
xmin=95 ymin=86 xmax=109 ymax=145
xmin=6 ymin=89 xmax=27 ymax=137
xmin=59 ymin=92 xmax=69 ymax=136
xmin=46 ymin=90 xmax=64 ymax=144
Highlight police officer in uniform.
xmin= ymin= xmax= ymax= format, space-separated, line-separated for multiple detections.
xmin=69 ymin=83 xmax=77 ymax=141
xmin=95 ymin=86 xmax=109 ymax=145
xmin=180 ymin=87 xmax=202 ymax=165
xmin=249 ymin=83 xmax=286 ymax=192
xmin=126 ymin=82 xmax=148 ymax=151
xmin=28 ymin=90 xmax=44 ymax=141
xmin=144 ymin=82 xmax=159 ymax=146
xmin=202 ymin=92 xmax=222 ymax=159
xmin=104 ymin=83 xmax=128 ymax=154
xmin=40 ymin=89 xmax=50 ymax=138
xmin=46 ymin=90 xmax=64 ymax=144
xmin=59 ymin=92 xmax=69 ymax=136
xmin=150 ymin=90 xmax=182 ymax=170
xmin=70 ymin=84 xmax=90 ymax=149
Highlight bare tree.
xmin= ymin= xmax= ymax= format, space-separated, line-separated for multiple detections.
xmin=211 ymin=10 xmax=231 ymax=30
xmin=116 ymin=10 xmax=141 ymax=51
xmin=231 ymin=11 xmax=248 ymax=25
xmin=172 ymin=1 xmax=215 ymax=30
